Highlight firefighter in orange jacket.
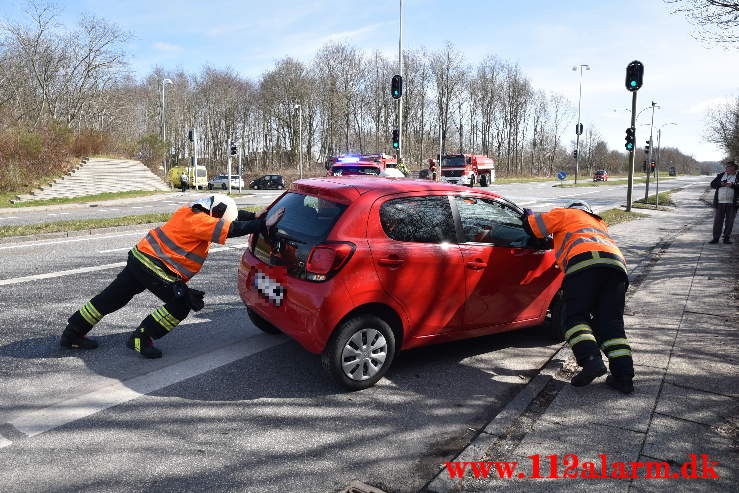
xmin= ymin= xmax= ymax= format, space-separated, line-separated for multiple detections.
xmin=523 ymin=201 xmax=634 ymax=394
xmin=60 ymin=194 xmax=285 ymax=359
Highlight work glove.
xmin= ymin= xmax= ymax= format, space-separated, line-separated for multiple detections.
xmin=266 ymin=207 xmax=285 ymax=228
xmin=188 ymin=288 xmax=205 ymax=312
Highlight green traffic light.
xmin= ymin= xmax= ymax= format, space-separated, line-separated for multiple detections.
xmin=630 ymin=80 xmax=636 ymax=87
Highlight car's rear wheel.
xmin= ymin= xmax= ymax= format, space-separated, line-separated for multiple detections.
xmin=221 ymin=183 xmax=227 ymax=190
xmin=480 ymin=174 xmax=489 ymax=187
xmin=246 ymin=307 xmax=281 ymax=334
xmin=544 ymin=289 xmax=565 ymax=342
xmin=321 ymin=314 xmax=396 ymax=391
xmin=208 ymin=184 xmax=213 ymax=190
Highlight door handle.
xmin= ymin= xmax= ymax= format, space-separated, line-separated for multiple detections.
xmin=466 ymin=260 xmax=487 ymax=270
xmin=378 ymin=257 xmax=405 ymax=267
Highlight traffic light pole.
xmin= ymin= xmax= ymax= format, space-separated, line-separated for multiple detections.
xmin=626 ymin=92 xmax=637 ymax=212
xmin=397 ymin=0 xmax=403 ymax=166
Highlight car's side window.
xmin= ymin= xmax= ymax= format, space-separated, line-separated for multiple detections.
xmin=453 ymin=196 xmax=533 ymax=248
xmin=380 ymin=196 xmax=455 ymax=243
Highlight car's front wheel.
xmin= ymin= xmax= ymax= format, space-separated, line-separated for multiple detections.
xmin=321 ymin=314 xmax=396 ymax=391
xmin=208 ymin=184 xmax=213 ymax=190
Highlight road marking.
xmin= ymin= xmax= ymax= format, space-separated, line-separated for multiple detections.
xmin=1 ymin=334 xmax=287 ymax=447
xmin=0 ymin=216 xmax=20 ymax=220
xmin=0 ymin=231 xmax=145 ymax=251
xmin=0 ymin=263 xmax=126 ymax=286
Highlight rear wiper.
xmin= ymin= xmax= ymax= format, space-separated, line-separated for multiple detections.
xmin=270 ymin=229 xmax=306 ymax=244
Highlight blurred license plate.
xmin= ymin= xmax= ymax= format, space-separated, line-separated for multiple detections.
xmin=253 ymin=269 xmax=286 ymax=306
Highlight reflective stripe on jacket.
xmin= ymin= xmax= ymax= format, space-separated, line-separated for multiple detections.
xmin=526 ymin=208 xmax=627 ymax=276
xmin=135 ymin=206 xmax=232 ymax=281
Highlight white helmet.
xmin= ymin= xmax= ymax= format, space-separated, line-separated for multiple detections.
xmin=566 ymin=200 xmax=594 ymax=214
xmin=193 ymin=194 xmax=237 ymax=222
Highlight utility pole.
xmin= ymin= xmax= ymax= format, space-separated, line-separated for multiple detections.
xmin=572 ymin=64 xmax=590 ymax=185
xmin=397 ymin=0 xmax=404 ymax=166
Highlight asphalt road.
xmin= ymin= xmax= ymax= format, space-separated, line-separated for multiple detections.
xmin=0 ymin=175 xmax=710 ymax=492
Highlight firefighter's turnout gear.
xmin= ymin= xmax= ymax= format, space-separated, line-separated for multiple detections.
xmin=524 ymin=202 xmax=634 ymax=393
xmin=62 ymin=198 xmax=283 ymax=358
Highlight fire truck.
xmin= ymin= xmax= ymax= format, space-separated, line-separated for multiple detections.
xmin=325 ymin=153 xmax=399 ymax=176
xmin=439 ymin=154 xmax=496 ymax=187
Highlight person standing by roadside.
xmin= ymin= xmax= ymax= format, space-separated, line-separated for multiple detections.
xmin=523 ymin=201 xmax=634 ymax=394
xmin=709 ymin=160 xmax=738 ymax=244
xmin=180 ymin=171 xmax=189 ymax=193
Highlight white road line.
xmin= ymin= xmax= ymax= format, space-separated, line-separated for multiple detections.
xmin=0 ymin=231 xmax=145 ymax=251
xmin=0 ymin=263 xmax=126 ymax=286
xmin=2 ymin=334 xmax=286 ymax=447
xmin=0 ymin=217 xmax=20 ymax=220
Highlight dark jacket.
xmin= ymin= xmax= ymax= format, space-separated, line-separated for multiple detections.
xmin=710 ymin=172 xmax=739 ymax=208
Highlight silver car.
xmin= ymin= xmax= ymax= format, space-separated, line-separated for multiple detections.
xmin=208 ymin=174 xmax=245 ymax=190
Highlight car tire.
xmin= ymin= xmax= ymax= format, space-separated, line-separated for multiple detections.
xmin=208 ymin=184 xmax=213 ymax=190
xmin=544 ymin=289 xmax=565 ymax=342
xmin=480 ymin=174 xmax=488 ymax=187
xmin=221 ymin=184 xmax=227 ymax=190
xmin=321 ymin=314 xmax=396 ymax=391
xmin=246 ymin=307 xmax=281 ymax=334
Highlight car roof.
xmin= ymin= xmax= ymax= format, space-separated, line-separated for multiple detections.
xmin=291 ymin=176 xmax=503 ymax=203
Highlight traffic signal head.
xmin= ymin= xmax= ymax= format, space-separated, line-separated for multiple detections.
xmin=625 ymin=60 xmax=644 ymax=92
xmin=391 ymin=75 xmax=403 ymax=99
xmin=573 ymin=149 xmax=578 ymax=159
xmin=230 ymin=142 xmax=237 ymax=156
xmin=391 ymin=129 xmax=399 ymax=149
xmin=645 ymin=141 xmax=651 ymax=154
xmin=188 ymin=130 xmax=194 ymax=142
xmin=625 ymin=127 xmax=635 ymax=151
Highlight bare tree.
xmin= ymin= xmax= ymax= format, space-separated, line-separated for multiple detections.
xmin=705 ymin=96 xmax=739 ymax=158
xmin=665 ymin=0 xmax=739 ymax=46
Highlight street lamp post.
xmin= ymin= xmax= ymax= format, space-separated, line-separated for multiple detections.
xmin=644 ymin=101 xmax=658 ymax=201
xmin=160 ymin=78 xmax=173 ymax=175
xmin=572 ymin=64 xmax=590 ymax=184
xmin=294 ymin=104 xmax=303 ymax=179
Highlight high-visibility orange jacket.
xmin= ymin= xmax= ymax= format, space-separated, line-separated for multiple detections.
xmin=526 ymin=208 xmax=627 ymax=277
xmin=136 ymin=206 xmax=233 ymax=281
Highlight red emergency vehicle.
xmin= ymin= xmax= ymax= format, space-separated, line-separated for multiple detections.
xmin=439 ymin=154 xmax=496 ymax=187
xmin=325 ymin=153 xmax=398 ymax=176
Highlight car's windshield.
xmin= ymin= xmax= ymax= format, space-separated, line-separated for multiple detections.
xmin=330 ymin=166 xmax=381 ymax=176
xmin=441 ymin=156 xmax=465 ymax=168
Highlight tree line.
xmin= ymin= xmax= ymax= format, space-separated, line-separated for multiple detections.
xmin=1 ymin=2 xmax=723 ymax=193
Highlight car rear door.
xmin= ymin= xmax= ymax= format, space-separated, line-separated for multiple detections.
xmin=368 ymin=193 xmax=466 ymax=339
xmin=451 ymin=195 xmax=560 ymax=334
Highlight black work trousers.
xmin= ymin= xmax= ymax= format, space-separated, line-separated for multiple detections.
xmin=562 ymin=266 xmax=633 ymax=379
xmin=69 ymin=252 xmax=191 ymax=339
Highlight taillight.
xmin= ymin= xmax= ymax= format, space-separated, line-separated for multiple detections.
xmin=305 ymin=242 xmax=355 ymax=282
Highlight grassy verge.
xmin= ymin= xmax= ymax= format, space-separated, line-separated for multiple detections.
xmin=1 ymin=190 xmax=168 ymax=208
xmin=632 ymin=190 xmax=676 ymax=210
xmin=600 ymin=208 xmax=649 ymax=225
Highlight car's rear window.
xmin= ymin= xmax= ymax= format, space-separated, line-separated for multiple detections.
xmin=252 ymin=192 xmax=348 ymax=278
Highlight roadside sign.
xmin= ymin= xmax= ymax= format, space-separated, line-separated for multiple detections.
xmin=556 ymin=171 xmax=567 ymax=181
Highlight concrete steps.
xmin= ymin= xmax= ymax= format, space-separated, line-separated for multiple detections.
xmin=13 ymin=157 xmax=170 ymax=202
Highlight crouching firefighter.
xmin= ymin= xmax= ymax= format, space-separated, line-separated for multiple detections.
xmin=60 ymin=194 xmax=285 ymax=358
xmin=522 ymin=201 xmax=634 ymax=394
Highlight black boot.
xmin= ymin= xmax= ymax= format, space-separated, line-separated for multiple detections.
xmin=571 ymin=356 xmax=607 ymax=387
xmin=606 ymin=374 xmax=634 ymax=394
xmin=60 ymin=323 xmax=98 ymax=349
xmin=126 ymin=328 xmax=162 ymax=359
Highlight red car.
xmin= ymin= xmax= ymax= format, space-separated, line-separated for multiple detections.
xmin=593 ymin=170 xmax=608 ymax=182
xmin=238 ymin=177 xmax=563 ymax=390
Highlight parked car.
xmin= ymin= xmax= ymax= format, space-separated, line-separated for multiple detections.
xmin=250 ymin=174 xmax=285 ymax=190
xmin=237 ymin=177 xmax=564 ymax=390
xmin=208 ymin=174 xmax=244 ymax=190
xmin=593 ymin=170 xmax=608 ymax=182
